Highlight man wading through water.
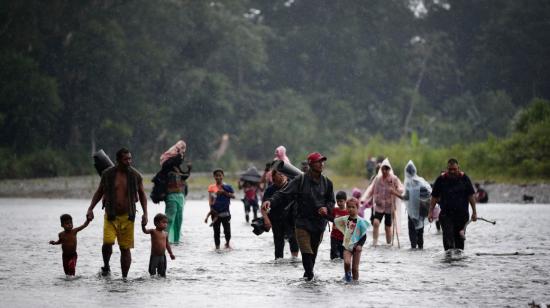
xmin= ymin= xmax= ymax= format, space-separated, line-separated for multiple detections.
xmin=87 ymin=148 xmax=148 ymax=278
xmin=261 ymin=167 xmax=299 ymax=260
xmin=429 ymin=158 xmax=477 ymax=251
xmin=262 ymin=152 xmax=335 ymax=281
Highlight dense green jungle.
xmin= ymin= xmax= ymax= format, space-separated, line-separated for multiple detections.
xmin=1 ymin=0 xmax=549 ymax=181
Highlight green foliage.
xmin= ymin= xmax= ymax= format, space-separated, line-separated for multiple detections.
xmin=0 ymin=147 xmax=90 ymax=179
xmin=513 ymin=98 xmax=550 ymax=133
xmin=332 ymin=98 xmax=550 ymax=182
xmin=236 ymin=89 xmax=318 ymax=160
xmin=0 ymin=52 xmax=61 ymax=154
xmin=331 ymin=136 xmax=456 ymax=181
xmin=1 ymin=0 xmax=549 ymax=179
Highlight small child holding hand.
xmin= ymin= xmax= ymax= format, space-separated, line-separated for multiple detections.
xmin=49 ymin=214 xmax=91 ymax=276
xmin=142 ymin=213 xmax=175 ymax=277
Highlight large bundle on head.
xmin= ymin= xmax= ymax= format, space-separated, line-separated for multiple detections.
xmin=240 ymin=166 xmax=262 ymax=183
xmin=93 ymin=149 xmax=114 ymax=176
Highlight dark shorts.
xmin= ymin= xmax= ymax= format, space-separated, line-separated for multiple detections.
xmin=355 ymin=234 xmax=367 ymax=247
xmin=373 ymin=212 xmax=392 ymax=227
xmin=62 ymin=252 xmax=78 ymax=276
xmin=148 ymin=254 xmax=167 ymax=277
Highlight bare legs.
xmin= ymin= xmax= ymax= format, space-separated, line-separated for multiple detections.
xmin=120 ymin=248 xmax=131 ymax=278
xmin=101 ymin=244 xmax=112 ymax=275
xmin=372 ymin=219 xmax=380 ymax=246
xmin=102 ymin=243 xmax=132 ymax=278
xmin=372 ymin=218 xmax=393 ymax=246
xmin=385 ymin=225 xmax=392 ymax=244
xmin=343 ymin=246 xmax=363 ymax=281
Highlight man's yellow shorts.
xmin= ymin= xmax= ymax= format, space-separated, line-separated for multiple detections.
xmin=103 ymin=214 xmax=134 ymax=249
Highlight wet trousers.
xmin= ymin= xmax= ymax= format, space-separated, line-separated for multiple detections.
xmin=165 ymin=192 xmax=185 ymax=244
xmin=439 ymin=211 xmax=469 ymax=250
xmin=296 ymin=228 xmax=323 ymax=279
xmin=330 ymin=237 xmax=344 ymax=259
xmin=213 ymin=215 xmax=231 ymax=247
xmin=407 ymin=216 xmax=424 ymax=249
xmin=271 ymin=219 xmax=299 ymax=259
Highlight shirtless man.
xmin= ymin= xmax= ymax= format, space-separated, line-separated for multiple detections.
xmin=87 ymin=148 xmax=148 ymax=278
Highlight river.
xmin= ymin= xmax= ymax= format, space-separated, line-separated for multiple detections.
xmin=0 ymin=198 xmax=548 ymax=307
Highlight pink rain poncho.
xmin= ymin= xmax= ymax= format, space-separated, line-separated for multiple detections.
xmin=273 ymin=145 xmax=290 ymax=163
xmin=361 ymin=158 xmax=403 ymax=231
xmin=160 ymin=140 xmax=187 ymax=166
xmin=265 ymin=145 xmax=291 ymax=183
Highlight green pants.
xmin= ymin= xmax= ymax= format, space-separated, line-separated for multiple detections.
xmin=165 ymin=192 xmax=185 ymax=243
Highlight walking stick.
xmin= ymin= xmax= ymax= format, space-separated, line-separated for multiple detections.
xmin=391 ymin=219 xmax=394 ymax=246
xmin=392 ymin=208 xmax=400 ymax=248
xmin=478 ymin=217 xmax=496 ymax=225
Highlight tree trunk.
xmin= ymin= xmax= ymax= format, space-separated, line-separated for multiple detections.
xmin=403 ymin=54 xmax=428 ymax=138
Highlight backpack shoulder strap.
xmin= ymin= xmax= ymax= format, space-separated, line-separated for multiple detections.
xmin=298 ymin=174 xmax=306 ymax=193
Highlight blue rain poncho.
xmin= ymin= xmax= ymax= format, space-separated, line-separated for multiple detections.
xmin=403 ymin=161 xmax=432 ymax=230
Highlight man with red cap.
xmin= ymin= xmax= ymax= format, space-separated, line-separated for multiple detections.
xmin=262 ymin=152 xmax=335 ymax=281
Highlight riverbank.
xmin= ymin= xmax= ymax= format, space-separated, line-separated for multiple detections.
xmin=1 ymin=174 xmax=549 ymax=203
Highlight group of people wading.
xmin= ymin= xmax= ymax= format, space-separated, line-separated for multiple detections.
xmin=259 ymin=151 xmax=477 ymax=281
xmin=85 ymin=142 xmax=190 ymax=278
xmin=49 ymin=141 xmax=478 ymax=283
xmin=257 ymin=147 xmax=476 ymax=281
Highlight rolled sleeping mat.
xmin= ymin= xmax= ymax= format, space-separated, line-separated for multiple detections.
xmin=271 ymin=160 xmax=303 ymax=179
xmin=93 ymin=149 xmax=115 ymax=176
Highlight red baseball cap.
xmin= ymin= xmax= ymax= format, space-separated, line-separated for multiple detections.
xmin=307 ymin=152 xmax=327 ymax=164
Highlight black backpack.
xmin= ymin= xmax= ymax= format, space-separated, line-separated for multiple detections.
xmin=150 ymin=156 xmax=191 ymax=203
xmin=150 ymin=171 xmax=167 ymax=204
xmin=288 ymin=173 xmax=328 ymax=221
